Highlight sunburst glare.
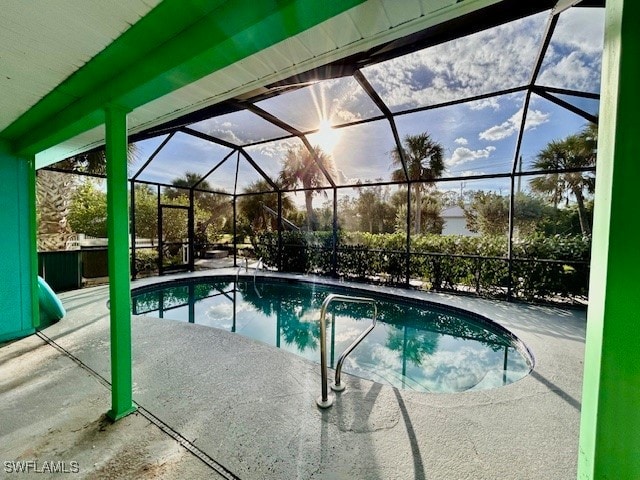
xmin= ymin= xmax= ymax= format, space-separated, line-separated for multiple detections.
xmin=308 ymin=119 xmax=341 ymax=154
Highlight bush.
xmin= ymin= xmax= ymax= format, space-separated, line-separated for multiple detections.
xmin=133 ymin=249 xmax=158 ymax=274
xmin=249 ymin=231 xmax=590 ymax=301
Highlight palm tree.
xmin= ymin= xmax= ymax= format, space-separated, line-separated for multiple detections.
xmin=37 ymin=145 xmax=137 ymax=250
xmin=391 ymin=133 xmax=444 ymax=234
xmin=168 ymin=172 xmax=232 ymax=246
xmin=278 ymin=144 xmax=333 ymax=231
xmin=36 ymin=170 xmax=76 ymax=250
xmin=530 ymin=124 xmax=597 ymax=235
xmin=238 ymin=179 xmax=295 ymax=232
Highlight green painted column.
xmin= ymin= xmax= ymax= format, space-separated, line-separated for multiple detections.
xmin=27 ymin=156 xmax=39 ymax=330
xmin=0 ymin=143 xmax=38 ymax=342
xmin=104 ymin=106 xmax=136 ymax=421
xmin=578 ymin=0 xmax=640 ymax=477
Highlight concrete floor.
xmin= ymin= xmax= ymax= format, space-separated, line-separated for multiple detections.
xmin=0 ymin=270 xmax=586 ymax=479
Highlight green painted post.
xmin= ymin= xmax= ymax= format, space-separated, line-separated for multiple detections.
xmin=105 ymin=106 xmax=136 ymax=421
xmin=0 ymin=143 xmax=38 ymax=342
xmin=28 ymin=157 xmax=40 ymax=330
xmin=578 ymin=0 xmax=640 ymax=477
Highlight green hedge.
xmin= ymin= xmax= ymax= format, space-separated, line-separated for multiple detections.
xmin=252 ymin=231 xmax=591 ymax=301
xmin=133 ymin=249 xmax=159 ymax=275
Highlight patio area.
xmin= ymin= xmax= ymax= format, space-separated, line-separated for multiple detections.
xmin=1 ymin=271 xmax=586 ymax=479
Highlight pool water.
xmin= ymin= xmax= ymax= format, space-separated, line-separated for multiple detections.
xmin=132 ymin=278 xmax=531 ymax=393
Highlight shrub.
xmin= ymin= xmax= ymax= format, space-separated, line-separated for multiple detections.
xmin=133 ymin=249 xmax=158 ymax=274
xmin=249 ymin=231 xmax=590 ymax=301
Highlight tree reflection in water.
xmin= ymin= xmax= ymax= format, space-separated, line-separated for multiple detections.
xmin=132 ymin=278 xmax=530 ymax=392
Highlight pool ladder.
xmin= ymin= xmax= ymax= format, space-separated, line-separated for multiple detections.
xmin=235 ymin=258 xmax=249 ymax=283
xmin=316 ymin=294 xmax=377 ymax=408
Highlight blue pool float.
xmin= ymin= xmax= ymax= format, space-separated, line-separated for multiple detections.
xmin=38 ymin=276 xmax=65 ymax=324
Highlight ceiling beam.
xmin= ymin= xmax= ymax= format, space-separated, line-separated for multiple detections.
xmin=2 ymin=0 xmax=366 ymax=156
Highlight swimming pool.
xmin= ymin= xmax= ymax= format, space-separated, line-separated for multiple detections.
xmin=132 ymin=277 xmax=532 ymax=393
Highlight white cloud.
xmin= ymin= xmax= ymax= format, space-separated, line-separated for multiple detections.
xmin=479 ymin=107 xmax=549 ymax=141
xmin=447 ymin=146 xmax=496 ymax=167
xmin=537 ymin=9 xmax=604 ymax=91
xmin=538 ymin=51 xmax=596 ymax=92
xmin=469 ymin=97 xmax=501 ymax=111
xmin=459 ymin=170 xmax=486 ymax=177
xmin=552 ymin=8 xmax=604 ymax=56
xmin=525 ymin=109 xmax=550 ymax=129
xmin=209 ymin=128 xmax=242 ymax=145
xmin=361 ymin=13 xmax=547 ymax=110
xmin=246 ymin=139 xmax=299 ymax=158
xmin=454 ymin=137 xmax=468 ymax=145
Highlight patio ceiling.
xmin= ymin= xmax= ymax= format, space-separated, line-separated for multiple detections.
xmin=0 ymin=0 xmax=565 ymax=168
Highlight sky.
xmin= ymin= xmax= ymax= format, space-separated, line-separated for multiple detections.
xmin=130 ymin=6 xmax=604 ymax=203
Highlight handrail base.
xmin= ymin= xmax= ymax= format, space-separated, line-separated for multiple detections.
xmin=331 ymin=382 xmax=346 ymax=392
xmin=316 ymin=394 xmax=334 ymax=409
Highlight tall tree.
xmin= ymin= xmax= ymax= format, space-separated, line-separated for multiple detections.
xmin=391 ymin=133 xmax=444 ymax=234
xmin=463 ymin=191 xmax=547 ymax=237
xmin=68 ymin=181 xmax=108 ymax=237
xmin=529 ymin=124 xmax=597 ymax=235
xmin=278 ymin=144 xmax=333 ymax=231
xmin=168 ymin=171 xmax=232 ymax=236
xmin=238 ymin=179 xmax=295 ymax=232
xmin=133 ymin=184 xmax=159 ymax=246
xmin=463 ymin=191 xmax=509 ymax=236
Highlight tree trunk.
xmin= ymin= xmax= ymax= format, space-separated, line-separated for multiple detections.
xmin=573 ymin=188 xmax=591 ymax=235
xmin=36 ymin=170 xmax=76 ymax=251
xmin=304 ymin=190 xmax=315 ymax=231
xmin=414 ymin=185 xmax=422 ymax=234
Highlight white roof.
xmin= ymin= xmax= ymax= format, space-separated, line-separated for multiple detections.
xmin=0 ymin=0 xmax=503 ymax=166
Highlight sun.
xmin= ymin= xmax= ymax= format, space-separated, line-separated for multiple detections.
xmin=308 ymin=119 xmax=341 ymax=154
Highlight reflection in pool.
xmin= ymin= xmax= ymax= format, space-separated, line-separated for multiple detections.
xmin=132 ymin=278 xmax=531 ymax=393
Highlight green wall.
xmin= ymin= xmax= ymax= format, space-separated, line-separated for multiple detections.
xmin=0 ymin=143 xmax=38 ymax=342
xmin=578 ymin=0 xmax=640 ymax=477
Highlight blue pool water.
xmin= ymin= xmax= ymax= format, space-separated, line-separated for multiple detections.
xmin=131 ymin=277 xmax=531 ymax=393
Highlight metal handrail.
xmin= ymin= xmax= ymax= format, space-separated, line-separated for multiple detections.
xmin=316 ymin=293 xmax=377 ymax=409
xmin=253 ymin=257 xmax=263 ymax=298
xmin=235 ymin=257 xmax=249 ymax=284
xmin=332 ymin=303 xmax=378 ymax=393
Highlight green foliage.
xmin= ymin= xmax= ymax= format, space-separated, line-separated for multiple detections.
xmin=462 ymin=191 xmax=551 ymax=238
xmin=463 ymin=191 xmax=509 ymax=236
xmin=134 ymin=184 xmax=158 ymax=243
xmin=278 ymin=144 xmax=333 ymax=230
xmin=68 ymin=181 xmax=107 ymax=237
xmin=537 ymin=201 xmax=593 ymax=236
xmin=511 ymin=233 xmax=591 ymax=300
xmin=238 ymin=180 xmax=296 ymax=234
xmin=391 ymin=132 xmax=445 ymax=234
xmin=253 ymin=230 xmax=590 ymax=301
xmin=529 ymin=124 xmax=597 ymax=235
xmin=354 ymin=185 xmax=396 ymax=233
xmin=133 ymin=249 xmax=158 ymax=274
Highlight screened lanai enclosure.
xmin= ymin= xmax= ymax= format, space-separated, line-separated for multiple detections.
xmin=41 ymin=1 xmax=603 ymax=302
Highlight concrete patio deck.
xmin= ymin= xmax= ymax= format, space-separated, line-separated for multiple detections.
xmin=1 ymin=270 xmax=586 ymax=479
